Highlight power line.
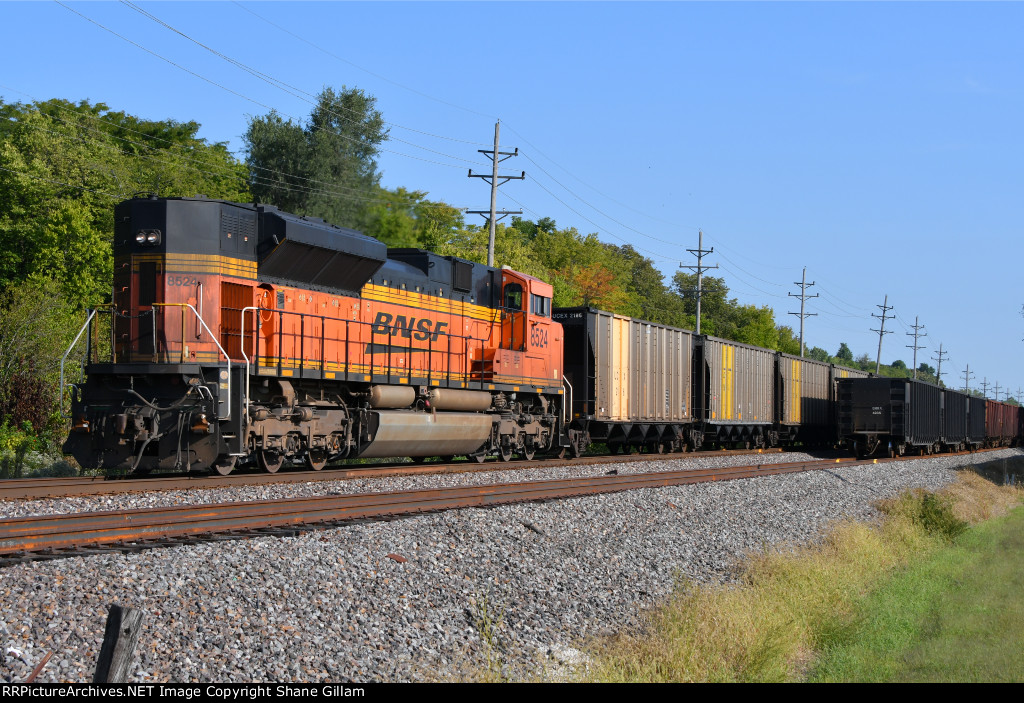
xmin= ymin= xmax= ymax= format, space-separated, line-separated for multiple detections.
xmin=467 ymin=122 xmax=525 ymax=267
xmin=680 ymin=230 xmax=718 ymax=335
xmin=0 ymin=165 xmax=124 ymax=200
xmin=932 ymin=343 xmax=948 ymax=386
xmin=905 ymin=316 xmax=927 ymax=379
xmin=56 ymin=2 xmax=476 ymax=171
xmin=871 ymin=294 xmax=894 ymax=375
xmin=120 ymin=0 xmax=488 ymax=164
xmin=962 ymin=364 xmax=975 ymax=393
xmin=230 ymin=1 xmax=498 ymax=124
xmin=5 ymin=108 xmax=470 ymax=212
xmin=788 ymin=267 xmax=818 ymax=357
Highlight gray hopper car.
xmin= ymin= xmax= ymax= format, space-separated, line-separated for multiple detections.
xmin=556 ymin=307 xmax=876 ymax=453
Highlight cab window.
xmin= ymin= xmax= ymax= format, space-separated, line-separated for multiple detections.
xmin=503 ymin=283 xmax=523 ymax=310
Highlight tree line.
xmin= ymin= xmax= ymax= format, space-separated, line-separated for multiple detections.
xmin=0 ymin=87 xmax=1003 ymax=467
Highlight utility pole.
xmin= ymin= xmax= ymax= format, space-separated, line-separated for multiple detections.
xmin=905 ymin=316 xmax=926 ymax=379
xmin=980 ymin=378 xmax=990 ymax=398
xmin=871 ymin=294 xmax=894 ymax=375
xmin=932 ymin=344 xmax=948 ymax=386
xmin=788 ymin=267 xmax=818 ymax=357
xmin=467 ymin=121 xmax=525 ymax=267
xmin=963 ymin=364 xmax=974 ymax=393
xmin=680 ymin=229 xmax=718 ymax=335
xmin=993 ymin=381 xmax=1002 ymax=402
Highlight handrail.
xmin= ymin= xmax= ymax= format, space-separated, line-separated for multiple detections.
xmin=240 ymin=306 xmax=258 ymax=426
xmin=562 ymin=375 xmax=573 ymax=426
xmin=153 ymin=303 xmax=232 ymax=420
xmin=236 ymin=304 xmax=489 ymax=387
xmin=59 ymin=308 xmax=102 ymax=418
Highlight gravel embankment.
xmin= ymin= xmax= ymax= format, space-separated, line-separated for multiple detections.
xmin=2 ymin=448 xmax=1018 ymax=683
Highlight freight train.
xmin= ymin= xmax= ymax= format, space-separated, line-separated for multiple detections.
xmin=61 ymin=196 xmax=1021 ymax=475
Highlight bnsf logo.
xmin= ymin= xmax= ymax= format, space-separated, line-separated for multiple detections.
xmin=371 ymin=312 xmax=449 ymax=342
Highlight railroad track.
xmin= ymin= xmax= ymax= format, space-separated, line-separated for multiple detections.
xmin=0 ymin=447 xmax=790 ymax=500
xmin=0 ymin=454 xmax=886 ymax=565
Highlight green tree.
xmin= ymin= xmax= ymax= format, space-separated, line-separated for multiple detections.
xmin=807 ymin=346 xmax=831 ymax=363
xmin=609 ymin=245 xmax=688 ymax=326
xmin=361 ymin=186 xmax=464 ymax=250
xmin=0 ymin=276 xmax=79 ymax=439
xmin=244 ymin=87 xmax=387 ymax=230
xmin=836 ymin=342 xmax=854 ymax=362
xmin=0 ymin=97 xmax=249 ymax=306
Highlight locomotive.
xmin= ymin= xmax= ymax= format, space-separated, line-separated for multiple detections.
xmin=63 ymin=196 xmax=570 ymax=474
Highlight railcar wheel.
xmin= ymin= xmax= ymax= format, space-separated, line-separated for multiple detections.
xmin=306 ymin=450 xmax=328 ymax=471
xmin=213 ymin=455 xmax=236 ymax=476
xmin=499 ymin=444 xmax=514 ymax=462
xmin=522 ymin=446 xmax=536 ymax=461
xmin=259 ymin=450 xmax=284 ymax=474
xmin=470 ymin=451 xmax=488 ymax=464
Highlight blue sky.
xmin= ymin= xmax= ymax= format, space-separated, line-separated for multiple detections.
xmin=3 ymin=1 xmax=1022 ymax=397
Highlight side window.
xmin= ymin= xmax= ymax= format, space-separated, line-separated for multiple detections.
xmin=504 ymin=283 xmax=523 ymax=311
xmin=531 ymin=294 xmax=551 ymax=317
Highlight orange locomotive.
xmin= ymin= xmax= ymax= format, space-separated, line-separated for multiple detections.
xmin=63 ymin=196 xmax=568 ymax=474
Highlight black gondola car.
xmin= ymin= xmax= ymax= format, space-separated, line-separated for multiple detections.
xmin=838 ymin=377 xmax=943 ymax=457
xmin=967 ymin=395 xmax=987 ymax=448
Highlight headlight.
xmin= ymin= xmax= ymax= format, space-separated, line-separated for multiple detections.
xmin=135 ymin=229 xmax=162 ymax=245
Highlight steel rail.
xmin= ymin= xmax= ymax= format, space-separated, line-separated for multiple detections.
xmin=0 ymin=456 xmax=887 ymax=559
xmin=0 ymin=448 xmax=792 ymax=501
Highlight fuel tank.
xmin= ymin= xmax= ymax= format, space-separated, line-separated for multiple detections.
xmin=357 ymin=410 xmax=493 ymax=458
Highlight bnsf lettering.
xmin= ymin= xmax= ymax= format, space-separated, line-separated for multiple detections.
xmin=371 ymin=312 xmax=449 ymax=341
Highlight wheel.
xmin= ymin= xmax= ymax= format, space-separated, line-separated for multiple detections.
xmin=521 ymin=445 xmax=536 ymax=461
xmin=499 ymin=444 xmax=514 ymax=462
xmin=470 ymin=451 xmax=488 ymax=464
xmin=259 ymin=450 xmax=284 ymax=474
xmin=213 ymin=455 xmax=236 ymax=476
xmin=306 ymin=450 xmax=328 ymax=471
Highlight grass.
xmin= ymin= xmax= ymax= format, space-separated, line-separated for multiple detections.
xmin=809 ymin=501 xmax=1024 ymax=682
xmin=581 ymin=469 xmax=1023 ymax=683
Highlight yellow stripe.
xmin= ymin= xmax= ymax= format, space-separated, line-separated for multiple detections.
xmin=125 ymin=253 xmax=258 ymax=280
xmin=362 ymin=284 xmax=497 ymax=322
xmin=792 ymin=359 xmax=801 ymax=423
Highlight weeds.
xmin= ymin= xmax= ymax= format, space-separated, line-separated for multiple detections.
xmin=583 ymin=468 xmax=1023 ymax=683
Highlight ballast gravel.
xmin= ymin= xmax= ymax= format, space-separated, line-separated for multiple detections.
xmin=2 ymin=448 xmax=1020 ymax=683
